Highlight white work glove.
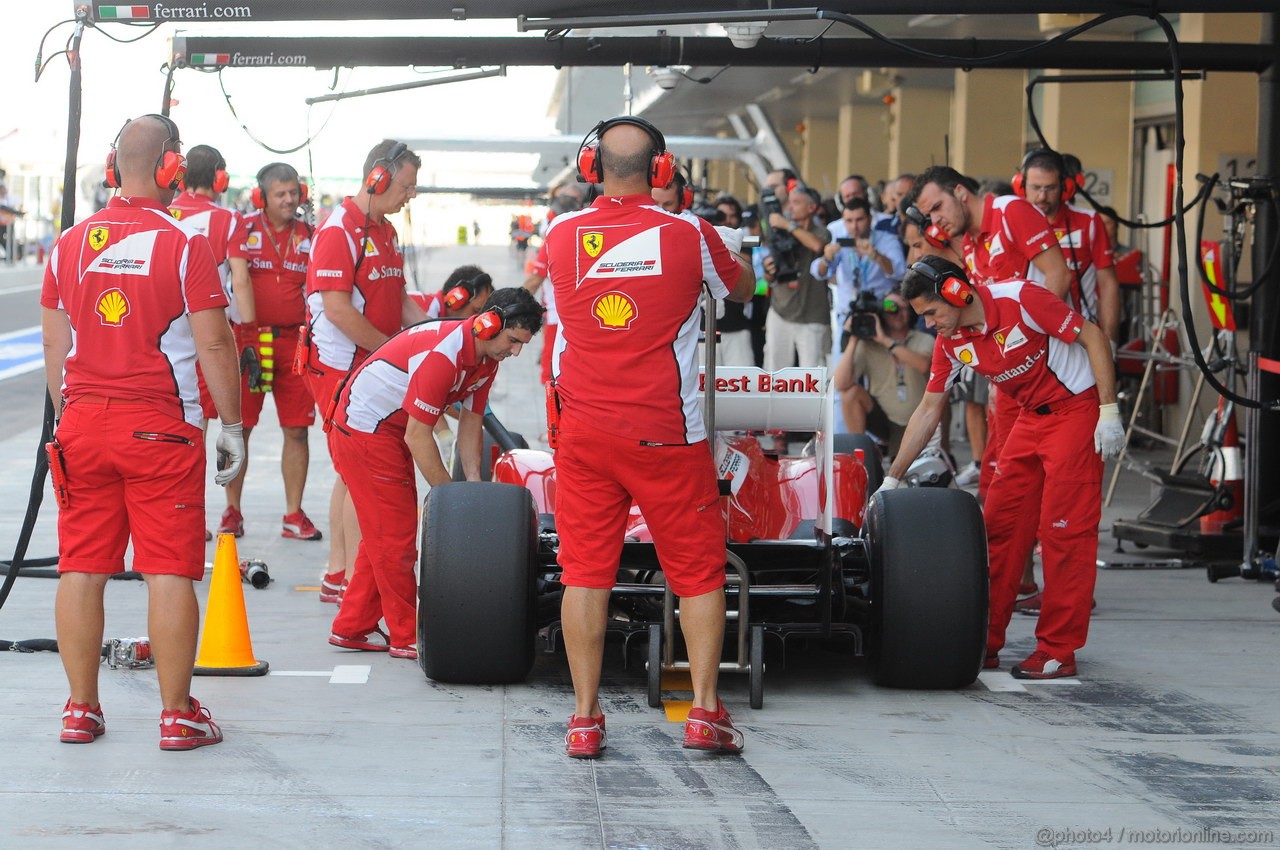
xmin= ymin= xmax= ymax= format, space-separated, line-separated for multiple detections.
xmin=713 ymin=225 xmax=744 ymax=255
xmin=873 ymin=476 xmax=901 ymax=498
xmin=215 ymin=421 xmax=246 ymax=486
xmin=1094 ymin=403 xmax=1125 ymax=460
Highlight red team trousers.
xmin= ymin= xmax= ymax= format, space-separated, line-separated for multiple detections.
xmin=982 ymin=389 xmax=1102 ymax=662
xmin=328 ymin=427 xmax=419 ymax=648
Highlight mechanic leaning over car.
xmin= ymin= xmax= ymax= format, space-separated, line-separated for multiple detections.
xmin=302 ymin=140 xmax=429 ymax=606
xmin=42 ymin=113 xmax=244 ymax=749
xmin=544 ymin=115 xmax=756 ymax=759
xmin=879 ymin=256 xmax=1124 ymax=680
xmin=324 ymin=287 xmax=543 ymax=660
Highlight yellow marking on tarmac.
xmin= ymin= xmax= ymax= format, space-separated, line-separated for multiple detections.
xmin=663 ymin=700 xmax=692 ymax=722
xmin=295 ymin=585 xmax=321 ymax=592
xmin=661 ymin=670 xmax=692 ymax=689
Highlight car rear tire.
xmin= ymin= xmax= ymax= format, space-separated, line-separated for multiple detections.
xmin=834 ymin=432 xmax=884 ymax=495
xmin=419 ymin=482 xmax=537 ymax=684
xmin=865 ymin=488 xmax=987 ymax=689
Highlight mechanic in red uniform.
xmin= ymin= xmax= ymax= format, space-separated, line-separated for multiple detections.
xmin=42 ymin=114 xmax=244 ymax=749
xmin=912 ymin=166 xmax=1073 ymax=502
xmin=304 ymin=140 xmax=428 ymax=604
xmin=879 ymin=257 xmax=1124 ymax=679
xmin=409 ymin=264 xmax=493 ymax=320
xmin=546 ymin=116 xmax=756 ymax=758
xmin=223 ymin=162 xmax=322 ymax=542
xmin=325 ymin=287 xmax=543 ymax=658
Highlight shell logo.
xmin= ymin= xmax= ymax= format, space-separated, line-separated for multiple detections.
xmin=958 ymin=349 xmax=974 ymax=364
xmin=96 ymin=288 xmax=131 ymax=327
xmin=593 ymin=291 xmax=637 ymax=330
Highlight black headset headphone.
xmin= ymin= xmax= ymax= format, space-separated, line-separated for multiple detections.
xmin=909 ymin=257 xmax=974 ymax=307
xmin=1012 ymin=148 xmax=1081 ymax=202
xmin=576 ymin=115 xmax=677 ymax=189
xmin=365 ymin=142 xmax=411 ymax=196
xmin=252 ymin=162 xmax=309 ymax=210
xmin=104 ymin=114 xmax=186 ymax=191
xmin=472 ymin=300 xmax=546 ymax=340
xmin=444 ymin=272 xmax=492 ymax=312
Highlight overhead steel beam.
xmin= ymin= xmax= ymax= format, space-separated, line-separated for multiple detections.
xmin=84 ymin=1 xmax=1280 ymax=25
xmin=170 ymin=35 xmax=1274 ymax=73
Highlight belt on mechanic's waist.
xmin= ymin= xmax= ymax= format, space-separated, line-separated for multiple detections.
xmin=69 ymin=394 xmax=151 ymax=406
xmin=265 ymin=324 xmax=302 ymax=337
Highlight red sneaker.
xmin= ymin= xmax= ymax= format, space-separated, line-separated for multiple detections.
xmin=389 ymin=645 xmax=418 ymax=660
xmin=565 ymin=714 xmax=607 ymax=759
xmin=329 ymin=628 xmax=390 ymax=652
xmin=683 ymin=700 xmax=744 ymax=753
xmin=983 ymin=652 xmax=1000 ymax=670
xmin=319 ymin=571 xmax=346 ymax=604
xmin=1014 ymin=591 xmax=1042 ymax=615
xmin=60 ymin=700 xmax=105 ymax=743
xmin=159 ymin=697 xmax=223 ymax=750
xmin=1011 ymin=650 xmax=1077 ymax=680
xmin=218 ymin=506 xmax=244 ymax=537
xmin=1017 ymin=581 xmax=1039 ymax=598
xmin=282 ymin=511 xmax=323 ymax=541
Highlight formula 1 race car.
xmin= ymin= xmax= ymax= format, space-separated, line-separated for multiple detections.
xmin=417 ymin=364 xmax=988 ymax=707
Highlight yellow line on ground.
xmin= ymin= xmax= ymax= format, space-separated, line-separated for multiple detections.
xmin=663 ymin=700 xmax=692 ymax=722
xmin=295 ymin=586 xmax=321 ymax=592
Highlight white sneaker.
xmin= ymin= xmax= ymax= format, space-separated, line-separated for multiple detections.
xmin=955 ymin=461 xmax=981 ymax=487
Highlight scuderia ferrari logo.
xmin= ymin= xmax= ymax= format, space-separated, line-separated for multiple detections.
xmin=87 ymin=227 xmax=109 ymax=252
xmin=582 ymin=232 xmax=604 ymax=257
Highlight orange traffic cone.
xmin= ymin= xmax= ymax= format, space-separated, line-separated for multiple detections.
xmin=1200 ymin=400 xmax=1243 ymax=535
xmin=194 ymin=533 xmax=269 ymax=676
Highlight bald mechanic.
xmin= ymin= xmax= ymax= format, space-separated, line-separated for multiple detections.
xmin=879 ymin=257 xmax=1124 ymax=679
xmin=43 ymin=114 xmax=244 ymax=749
xmin=546 ymin=116 xmax=756 ymax=758
xmin=913 ymin=166 xmax=1073 ymax=502
xmin=304 ymin=140 xmax=428 ymax=605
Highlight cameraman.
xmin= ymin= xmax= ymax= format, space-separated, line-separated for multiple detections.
xmin=761 ymin=185 xmax=831 ymax=369
xmin=832 ymin=289 xmax=932 ymax=457
xmin=812 ymin=197 xmax=905 ymax=360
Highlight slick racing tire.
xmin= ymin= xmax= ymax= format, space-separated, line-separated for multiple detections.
xmin=419 ymin=482 xmax=537 ymax=684
xmin=865 ymin=487 xmax=987 ymax=689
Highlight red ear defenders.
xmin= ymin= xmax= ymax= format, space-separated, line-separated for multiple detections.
xmin=472 ymin=301 xmax=545 ymax=340
xmin=1011 ymin=148 xmax=1082 ymax=202
xmin=365 ymin=142 xmax=410 ymax=196
xmin=910 ymin=259 xmax=973 ymax=308
xmin=904 ymin=205 xmax=950 ymax=250
xmin=444 ymin=272 xmax=492 ymax=312
xmin=104 ymin=114 xmax=186 ymax=191
xmin=212 ymin=167 xmax=230 ymax=195
xmin=251 ymin=163 xmax=309 ymax=210
xmin=576 ymin=115 xmax=677 ymax=189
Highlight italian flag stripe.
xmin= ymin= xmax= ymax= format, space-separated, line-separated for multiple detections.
xmin=98 ymin=5 xmax=150 ymax=19
xmin=191 ymin=54 xmax=231 ymax=66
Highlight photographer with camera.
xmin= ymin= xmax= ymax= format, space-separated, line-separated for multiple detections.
xmin=813 ymin=197 xmax=905 ymax=358
xmin=832 ymin=289 xmax=932 ymax=457
xmin=761 ymin=183 xmax=831 ymax=370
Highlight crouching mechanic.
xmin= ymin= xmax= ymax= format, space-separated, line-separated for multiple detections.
xmin=325 ymin=287 xmax=543 ymax=659
xmin=879 ymin=257 xmax=1123 ymax=680
xmin=546 ymin=115 xmax=756 ymax=758
xmin=41 ymin=113 xmax=245 ymax=749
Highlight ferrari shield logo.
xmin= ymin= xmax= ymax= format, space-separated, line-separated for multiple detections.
xmin=87 ymin=227 xmax=109 ymax=252
xmin=582 ymin=232 xmax=604 ymax=258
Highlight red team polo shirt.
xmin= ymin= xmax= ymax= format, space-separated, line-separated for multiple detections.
xmin=1050 ymin=204 xmax=1114 ymax=324
xmin=230 ymin=212 xmax=311 ymax=327
xmin=41 ymin=196 xmax=228 ymax=427
xmin=545 ymin=194 xmax=742 ymax=444
xmin=530 ymin=239 xmax=559 ymax=324
xmin=963 ymin=194 xmax=1055 ymax=285
xmin=168 ymin=190 xmax=240 ymax=318
xmin=926 ymin=281 xmax=1096 ymax=413
xmin=332 ymin=320 xmax=497 ymax=438
xmin=306 ymin=197 xmax=407 ymax=371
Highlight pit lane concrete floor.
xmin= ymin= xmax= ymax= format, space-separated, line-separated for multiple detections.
xmin=1 ymin=245 xmax=1278 ymax=850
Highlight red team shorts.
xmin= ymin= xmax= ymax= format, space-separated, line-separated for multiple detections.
xmin=304 ymin=359 xmax=348 ymax=427
xmin=554 ymin=413 xmax=727 ymax=598
xmin=239 ymin=331 xmax=316 ymax=429
xmin=56 ymin=399 xmax=206 ymax=580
